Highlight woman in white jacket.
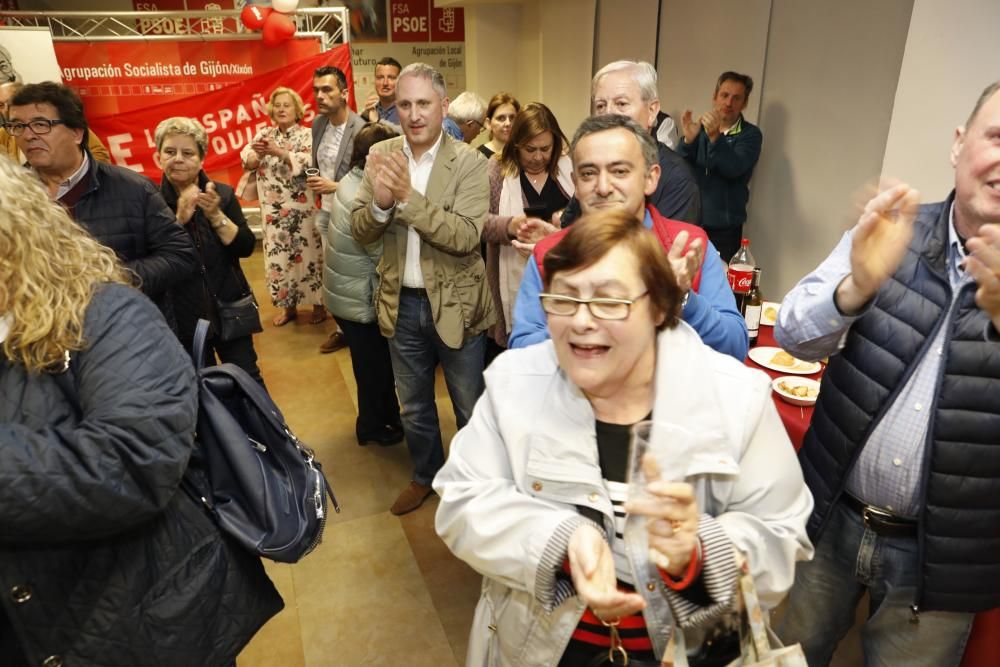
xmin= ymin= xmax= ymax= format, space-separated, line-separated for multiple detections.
xmin=434 ymin=210 xmax=813 ymax=666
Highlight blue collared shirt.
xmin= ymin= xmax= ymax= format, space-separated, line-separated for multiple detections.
xmin=508 ymin=208 xmax=749 ymax=360
xmin=775 ymin=204 xmax=971 ymax=517
xmin=377 ymin=102 xmax=399 ymax=125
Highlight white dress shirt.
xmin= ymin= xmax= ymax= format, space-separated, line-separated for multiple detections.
xmin=371 ymin=131 xmax=444 ymax=288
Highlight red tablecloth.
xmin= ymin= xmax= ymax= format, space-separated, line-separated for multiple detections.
xmin=745 ymin=324 xmax=997 ymax=667
xmin=743 ymin=326 xmax=819 ymax=451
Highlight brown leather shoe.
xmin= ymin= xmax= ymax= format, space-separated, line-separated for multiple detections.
xmin=390 ymin=481 xmax=433 ymax=516
xmin=319 ymin=330 xmax=347 ymax=354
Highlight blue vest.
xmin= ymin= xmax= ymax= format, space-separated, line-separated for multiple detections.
xmin=801 ymin=193 xmax=1000 ymax=613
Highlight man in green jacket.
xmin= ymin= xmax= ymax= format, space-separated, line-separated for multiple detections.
xmin=351 ymin=62 xmax=494 ymax=516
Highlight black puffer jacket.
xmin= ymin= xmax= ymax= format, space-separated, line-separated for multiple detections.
xmin=159 ymin=171 xmax=258 ymax=343
xmin=0 ymin=284 xmax=282 ymax=666
xmin=71 ymin=152 xmax=199 ymax=318
xmin=800 ymin=193 xmax=1000 ymax=613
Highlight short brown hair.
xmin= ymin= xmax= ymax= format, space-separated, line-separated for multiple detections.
xmin=715 ymin=71 xmax=754 ymax=97
xmin=499 ymin=102 xmax=568 ymax=179
xmin=542 ymin=209 xmax=682 ymax=331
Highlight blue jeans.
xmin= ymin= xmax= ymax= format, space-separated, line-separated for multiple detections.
xmin=388 ymin=290 xmax=485 ymax=486
xmin=776 ymin=500 xmax=973 ymax=667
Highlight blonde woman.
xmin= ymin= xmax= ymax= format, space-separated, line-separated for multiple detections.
xmin=240 ymin=86 xmax=325 ymax=327
xmin=0 ymin=156 xmax=281 ymax=665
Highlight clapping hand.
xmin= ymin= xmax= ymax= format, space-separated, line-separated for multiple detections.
xmin=965 ymin=224 xmax=1000 ymax=332
xmin=680 ymin=110 xmax=702 ymax=144
xmin=368 ymin=151 xmax=411 ymax=210
xmin=667 ymin=230 xmax=704 ymax=296
xmin=624 ymin=456 xmax=700 ymax=579
xmin=176 ymin=184 xmax=199 ymax=225
xmin=568 ymin=524 xmax=646 ymax=621
xmin=836 ymin=183 xmax=920 ymax=314
xmin=363 ymin=91 xmax=380 ymax=122
xmin=197 ymin=181 xmax=222 ymax=219
xmin=699 ymin=110 xmax=722 ymax=141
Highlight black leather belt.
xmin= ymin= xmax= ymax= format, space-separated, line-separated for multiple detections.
xmin=842 ymin=494 xmax=917 ymax=538
xmin=400 ymin=286 xmax=428 ymax=297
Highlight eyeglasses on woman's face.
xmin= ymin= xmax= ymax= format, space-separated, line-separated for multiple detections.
xmin=539 ymin=291 xmax=649 ymax=320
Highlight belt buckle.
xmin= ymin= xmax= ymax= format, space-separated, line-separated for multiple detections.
xmin=861 ymin=505 xmax=894 ymax=531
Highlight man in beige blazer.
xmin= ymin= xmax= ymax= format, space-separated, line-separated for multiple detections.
xmin=352 ymin=62 xmax=494 ymax=515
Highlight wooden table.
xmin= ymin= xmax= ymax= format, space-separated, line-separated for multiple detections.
xmin=745 ymin=323 xmax=997 ymax=667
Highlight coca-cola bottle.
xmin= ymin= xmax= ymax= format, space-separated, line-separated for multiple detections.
xmin=728 ymin=238 xmax=756 ymax=306
xmin=743 ymin=267 xmax=763 ymax=347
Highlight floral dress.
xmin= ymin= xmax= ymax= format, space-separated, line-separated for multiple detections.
xmin=240 ymin=124 xmax=323 ymax=308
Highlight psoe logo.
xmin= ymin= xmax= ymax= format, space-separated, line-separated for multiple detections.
xmin=438 ymin=8 xmax=455 ymax=33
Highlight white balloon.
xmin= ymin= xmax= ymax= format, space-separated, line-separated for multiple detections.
xmin=271 ymin=0 xmax=298 ymax=13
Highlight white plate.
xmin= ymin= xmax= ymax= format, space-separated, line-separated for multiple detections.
xmin=748 ymin=346 xmax=822 ymax=375
xmin=772 ymin=376 xmax=821 ymax=406
xmin=760 ymin=301 xmax=780 ymax=326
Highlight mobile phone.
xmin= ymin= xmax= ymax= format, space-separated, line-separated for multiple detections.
xmin=523 ymin=204 xmax=548 ymax=219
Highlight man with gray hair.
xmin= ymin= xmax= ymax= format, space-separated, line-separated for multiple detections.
xmin=447 ymin=91 xmax=487 ymax=143
xmin=508 ymin=114 xmax=746 ymax=359
xmin=351 ymin=62 xmax=494 ymax=516
xmin=560 ymin=60 xmax=700 ymax=227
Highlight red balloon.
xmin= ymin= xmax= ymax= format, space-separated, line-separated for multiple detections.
xmin=240 ymin=4 xmax=271 ymax=31
xmin=262 ymin=11 xmax=296 ymax=46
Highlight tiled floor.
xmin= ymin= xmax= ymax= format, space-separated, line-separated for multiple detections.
xmin=235 ymin=249 xmax=481 ymax=667
xmin=233 ymin=248 xmax=863 ymax=667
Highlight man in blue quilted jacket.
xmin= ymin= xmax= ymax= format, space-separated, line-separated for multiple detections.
xmin=775 ymin=81 xmax=1000 ymax=667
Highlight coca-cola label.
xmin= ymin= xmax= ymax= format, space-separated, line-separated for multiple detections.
xmin=728 ymin=268 xmax=754 ymax=294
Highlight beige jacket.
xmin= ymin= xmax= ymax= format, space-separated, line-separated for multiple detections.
xmin=351 ymin=133 xmax=495 ymax=348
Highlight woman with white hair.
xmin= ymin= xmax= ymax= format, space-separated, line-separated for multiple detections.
xmin=240 ymin=86 xmax=325 ymax=328
xmin=448 ymin=91 xmax=487 ymax=143
xmin=154 ymin=116 xmax=264 ymax=384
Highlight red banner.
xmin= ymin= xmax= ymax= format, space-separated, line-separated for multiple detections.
xmin=55 ymin=39 xmax=324 ymax=117
xmin=71 ymin=45 xmax=352 ymax=190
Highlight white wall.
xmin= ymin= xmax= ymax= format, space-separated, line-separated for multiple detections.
xmin=656 ymin=0 xmax=771 ymax=124
xmin=464 ymin=3 xmax=522 ymax=100
xmin=532 ymin=0 xmax=596 ymax=137
xmin=594 ymin=0 xmax=658 ymax=69
xmin=463 ymin=0 xmax=595 ymax=138
xmin=749 ymin=0 xmax=913 ymax=297
xmin=881 ymin=0 xmax=1000 ymax=200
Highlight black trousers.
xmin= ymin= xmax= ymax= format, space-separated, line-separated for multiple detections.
xmin=707 ymin=225 xmax=744 ymax=264
xmin=338 ymin=318 xmax=401 ymax=437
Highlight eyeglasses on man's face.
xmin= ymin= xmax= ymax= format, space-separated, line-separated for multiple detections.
xmin=6 ymin=118 xmax=68 ymax=137
xmin=539 ymin=291 xmax=649 ymax=320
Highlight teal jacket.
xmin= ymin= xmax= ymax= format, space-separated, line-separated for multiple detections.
xmin=322 ymin=167 xmax=381 ymax=323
